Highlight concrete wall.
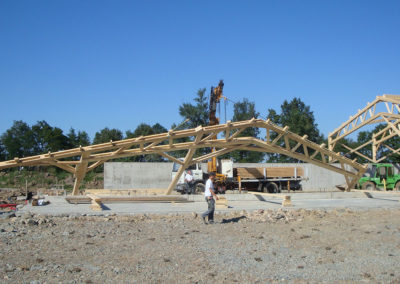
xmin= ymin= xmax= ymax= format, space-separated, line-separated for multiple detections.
xmin=104 ymin=162 xmax=365 ymax=191
xmin=104 ymin=162 xmax=173 ymax=189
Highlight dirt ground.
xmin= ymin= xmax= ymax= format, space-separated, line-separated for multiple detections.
xmin=1 ymin=208 xmax=400 ymax=283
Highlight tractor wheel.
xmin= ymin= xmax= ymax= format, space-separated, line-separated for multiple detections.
xmin=195 ymin=183 xmax=205 ymax=194
xmin=394 ymin=181 xmax=400 ymax=191
xmin=263 ymin=182 xmax=280 ymax=193
xmin=362 ymin=181 xmax=376 ymax=191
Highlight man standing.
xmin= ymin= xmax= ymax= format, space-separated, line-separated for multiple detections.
xmin=201 ymin=172 xmax=219 ymax=224
xmin=185 ymin=170 xmax=194 ymax=194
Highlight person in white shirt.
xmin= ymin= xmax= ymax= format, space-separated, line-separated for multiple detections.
xmin=185 ymin=170 xmax=194 ymax=194
xmin=201 ymin=172 xmax=219 ymax=224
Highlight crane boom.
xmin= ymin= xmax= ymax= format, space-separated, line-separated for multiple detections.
xmin=208 ymin=80 xmax=225 ymax=174
xmin=209 ymin=80 xmax=224 ymax=126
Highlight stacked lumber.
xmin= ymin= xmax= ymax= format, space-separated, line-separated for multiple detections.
xmin=66 ymin=195 xmax=191 ymax=204
xmin=236 ymin=168 xmax=264 ymax=179
xmin=235 ymin=167 xmax=304 ymax=179
xmin=85 ymin=189 xmax=168 ymax=196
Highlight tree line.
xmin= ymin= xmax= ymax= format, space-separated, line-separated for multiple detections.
xmin=1 ymin=88 xmax=398 ymax=163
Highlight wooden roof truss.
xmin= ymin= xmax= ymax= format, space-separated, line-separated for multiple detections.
xmin=0 ymin=118 xmax=367 ymax=195
xmin=328 ymin=94 xmax=400 ymax=163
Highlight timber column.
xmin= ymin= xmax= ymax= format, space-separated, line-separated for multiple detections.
xmin=72 ymin=151 xmax=90 ymax=196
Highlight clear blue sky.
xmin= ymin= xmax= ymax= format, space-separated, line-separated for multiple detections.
xmin=1 ymin=0 xmax=399 ymax=141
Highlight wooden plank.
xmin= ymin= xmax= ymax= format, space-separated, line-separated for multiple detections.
xmin=354 ymin=189 xmax=400 ymax=195
xmin=85 ymin=188 xmax=167 ymax=196
xmin=247 ymin=191 xmax=287 ymax=199
xmin=87 ymin=194 xmax=103 ymax=211
xmin=215 ymin=196 xmax=228 ymax=209
xmin=65 ymin=196 xmax=190 ymax=204
xmin=247 ymin=192 xmax=292 ymax=206
xmin=235 ymin=167 xmax=304 ymax=179
xmin=87 ymin=194 xmax=101 ymax=202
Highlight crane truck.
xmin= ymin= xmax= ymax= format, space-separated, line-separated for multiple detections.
xmin=172 ymin=80 xmax=305 ymax=194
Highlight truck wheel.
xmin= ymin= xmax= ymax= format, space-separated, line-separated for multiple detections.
xmin=394 ymin=181 xmax=400 ymax=191
xmin=195 ymin=183 xmax=205 ymax=194
xmin=264 ymin=182 xmax=279 ymax=193
xmin=362 ymin=181 xmax=376 ymax=191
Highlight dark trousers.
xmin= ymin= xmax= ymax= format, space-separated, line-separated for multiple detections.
xmin=201 ymin=197 xmax=215 ymax=221
xmin=186 ymin=181 xmax=194 ymax=194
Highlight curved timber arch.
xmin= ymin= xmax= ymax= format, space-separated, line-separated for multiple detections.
xmin=0 ymin=119 xmax=367 ymax=195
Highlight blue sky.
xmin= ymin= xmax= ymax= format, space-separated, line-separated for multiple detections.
xmin=0 ymin=0 xmax=399 ymax=141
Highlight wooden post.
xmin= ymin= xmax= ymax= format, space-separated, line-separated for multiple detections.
xmin=72 ymin=153 xmax=89 ymax=196
xmin=372 ymin=136 xmax=377 ymax=163
xmin=165 ymin=134 xmax=201 ymax=195
xmin=282 ymin=195 xmax=292 ymax=207
xmin=238 ymin=176 xmax=242 ymax=193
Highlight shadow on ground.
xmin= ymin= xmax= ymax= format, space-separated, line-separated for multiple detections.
xmin=221 ymin=216 xmax=246 ymax=224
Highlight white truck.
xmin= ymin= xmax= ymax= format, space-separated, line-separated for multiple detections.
xmin=172 ymin=159 xmax=304 ymax=194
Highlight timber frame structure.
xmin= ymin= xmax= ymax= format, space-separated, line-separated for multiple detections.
xmin=0 ymin=118 xmax=367 ymax=195
xmin=328 ymin=95 xmax=400 ymax=163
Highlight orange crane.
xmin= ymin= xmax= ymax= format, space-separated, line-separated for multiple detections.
xmin=207 ymin=80 xmax=225 ymax=177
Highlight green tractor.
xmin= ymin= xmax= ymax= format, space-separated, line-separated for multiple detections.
xmin=359 ymin=163 xmax=400 ymax=191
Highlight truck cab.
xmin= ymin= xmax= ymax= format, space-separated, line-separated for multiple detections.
xmin=359 ymin=163 xmax=400 ymax=191
xmin=171 ymin=159 xmax=234 ymax=194
xmin=172 ymin=161 xmax=204 ymax=193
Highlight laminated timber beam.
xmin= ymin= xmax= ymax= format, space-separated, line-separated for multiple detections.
xmin=0 ymin=118 xmax=367 ymax=195
xmin=328 ymin=94 xmax=400 ymax=163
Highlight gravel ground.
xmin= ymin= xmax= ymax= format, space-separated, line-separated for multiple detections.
xmin=1 ymin=208 xmax=400 ymax=283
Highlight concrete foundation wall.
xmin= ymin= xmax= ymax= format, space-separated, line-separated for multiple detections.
xmin=104 ymin=162 xmax=366 ymax=191
xmin=104 ymin=162 xmax=173 ymax=189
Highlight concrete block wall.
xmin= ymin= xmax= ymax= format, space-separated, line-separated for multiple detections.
xmin=104 ymin=161 xmax=367 ymax=191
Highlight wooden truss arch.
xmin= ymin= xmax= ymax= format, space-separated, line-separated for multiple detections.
xmin=328 ymin=94 xmax=400 ymax=163
xmin=0 ymin=119 xmax=367 ymax=195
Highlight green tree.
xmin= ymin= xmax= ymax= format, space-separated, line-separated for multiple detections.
xmin=230 ymin=99 xmax=265 ymax=163
xmin=93 ymin=128 xmax=123 ymax=144
xmin=166 ymin=122 xmax=191 ymax=158
xmin=0 ymin=141 xmax=5 ymax=161
xmin=178 ymin=88 xmax=211 ymax=157
xmin=152 ymin=123 xmax=168 ymax=134
xmin=179 ymin=88 xmax=209 ymax=128
xmin=31 ymin=120 xmax=70 ymax=154
xmin=1 ymin=120 xmax=35 ymax=159
xmin=126 ymin=123 xmax=168 ymax=162
xmin=126 ymin=123 xmax=155 ymax=138
xmin=67 ymin=128 xmax=90 ymax=148
xmin=267 ymin=98 xmax=323 ymax=162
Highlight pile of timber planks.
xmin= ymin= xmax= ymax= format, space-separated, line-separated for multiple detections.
xmin=66 ymin=195 xmax=191 ymax=204
xmin=235 ymin=167 xmax=304 ymax=179
xmin=85 ymin=189 xmax=168 ymax=196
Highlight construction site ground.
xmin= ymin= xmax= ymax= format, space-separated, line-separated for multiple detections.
xmin=12 ymin=190 xmax=400 ymax=215
xmin=1 ymin=191 xmax=400 ymax=283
